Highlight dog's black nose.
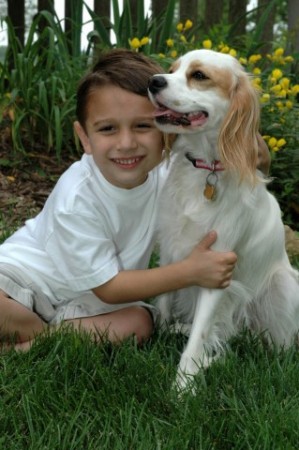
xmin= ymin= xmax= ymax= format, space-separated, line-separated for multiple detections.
xmin=148 ymin=76 xmax=168 ymax=94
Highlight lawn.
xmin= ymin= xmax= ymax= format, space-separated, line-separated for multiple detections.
xmin=1 ymin=325 xmax=299 ymax=450
xmin=0 ymin=160 xmax=298 ymax=449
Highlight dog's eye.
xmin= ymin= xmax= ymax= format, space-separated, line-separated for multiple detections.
xmin=191 ymin=71 xmax=208 ymax=81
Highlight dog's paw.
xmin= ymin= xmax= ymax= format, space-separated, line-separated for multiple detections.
xmin=174 ymin=352 xmax=216 ymax=395
xmin=174 ymin=369 xmax=197 ymax=395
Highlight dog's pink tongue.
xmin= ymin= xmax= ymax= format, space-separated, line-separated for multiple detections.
xmin=190 ymin=112 xmax=208 ymax=126
xmin=154 ymin=108 xmax=183 ymax=118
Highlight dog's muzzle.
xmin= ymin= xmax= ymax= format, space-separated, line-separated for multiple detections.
xmin=148 ymin=76 xmax=168 ymax=94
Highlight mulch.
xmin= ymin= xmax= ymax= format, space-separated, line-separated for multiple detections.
xmin=0 ymin=144 xmax=76 ymax=233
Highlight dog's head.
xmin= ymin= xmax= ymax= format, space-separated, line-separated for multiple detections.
xmin=148 ymin=49 xmax=261 ymax=184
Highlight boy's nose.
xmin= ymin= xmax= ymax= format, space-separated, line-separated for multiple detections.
xmin=118 ymin=129 xmax=138 ymax=151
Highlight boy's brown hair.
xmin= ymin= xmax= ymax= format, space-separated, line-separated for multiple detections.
xmin=76 ymin=48 xmax=164 ymax=128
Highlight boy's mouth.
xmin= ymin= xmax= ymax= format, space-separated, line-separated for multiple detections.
xmin=111 ymin=156 xmax=144 ymax=168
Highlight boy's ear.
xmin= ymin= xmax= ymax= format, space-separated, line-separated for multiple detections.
xmin=74 ymin=121 xmax=92 ymax=154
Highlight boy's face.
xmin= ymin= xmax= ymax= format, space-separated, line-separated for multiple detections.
xmin=74 ymin=84 xmax=164 ymax=189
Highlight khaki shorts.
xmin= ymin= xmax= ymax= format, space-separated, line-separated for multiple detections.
xmin=0 ymin=264 xmax=159 ymax=326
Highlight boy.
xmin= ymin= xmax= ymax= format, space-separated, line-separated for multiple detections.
xmin=0 ymin=49 xmax=241 ymax=351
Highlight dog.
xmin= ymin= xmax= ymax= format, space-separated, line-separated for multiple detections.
xmin=148 ymin=49 xmax=299 ymax=392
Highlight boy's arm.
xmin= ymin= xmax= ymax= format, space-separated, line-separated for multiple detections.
xmin=92 ymin=231 xmax=237 ymax=304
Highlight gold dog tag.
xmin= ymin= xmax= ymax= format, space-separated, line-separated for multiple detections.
xmin=204 ymin=183 xmax=216 ymax=200
xmin=204 ymin=172 xmax=218 ymax=201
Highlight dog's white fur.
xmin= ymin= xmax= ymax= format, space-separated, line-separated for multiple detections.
xmin=148 ymin=49 xmax=299 ymax=391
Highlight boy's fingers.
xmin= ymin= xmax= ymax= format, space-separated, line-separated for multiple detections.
xmin=198 ymin=231 xmax=217 ymax=249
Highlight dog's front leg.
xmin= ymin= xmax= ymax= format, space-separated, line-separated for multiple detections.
xmin=176 ymin=289 xmax=224 ymax=391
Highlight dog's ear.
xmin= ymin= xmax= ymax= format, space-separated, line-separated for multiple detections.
xmin=218 ymin=72 xmax=260 ymax=185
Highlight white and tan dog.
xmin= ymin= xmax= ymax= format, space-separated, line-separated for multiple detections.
xmin=148 ymin=49 xmax=299 ymax=392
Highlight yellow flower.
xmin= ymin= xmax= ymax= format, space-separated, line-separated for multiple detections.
xmin=263 ymin=135 xmax=270 ymax=141
xmin=202 ymin=39 xmax=212 ymax=49
xmin=248 ymin=54 xmax=262 ymax=64
xmin=291 ymin=84 xmax=299 ymax=95
xmin=129 ymin=37 xmax=141 ymax=49
xmin=274 ymin=48 xmax=284 ymax=57
xmin=276 ymin=101 xmax=284 ymax=109
xmin=279 ymin=77 xmax=290 ymax=90
xmin=253 ymin=77 xmax=262 ymax=85
xmin=271 ymin=68 xmax=283 ymax=80
xmin=158 ymin=53 xmax=165 ymax=58
xmin=220 ymin=45 xmax=230 ymax=53
xmin=184 ymin=20 xmax=193 ymax=30
xmin=261 ymin=93 xmax=270 ymax=103
xmin=268 ymin=136 xmax=286 ymax=152
xmin=277 ymin=138 xmax=286 ymax=148
xmin=170 ymin=50 xmax=178 ymax=58
xmin=176 ymin=22 xmax=183 ymax=32
xmin=268 ymin=137 xmax=277 ymax=149
xmin=285 ymin=100 xmax=293 ymax=109
xmin=239 ymin=57 xmax=247 ymax=65
xmin=229 ymin=48 xmax=237 ymax=57
xmin=285 ymin=56 xmax=294 ymax=63
xmin=180 ymin=35 xmax=187 ymax=43
xmin=253 ymin=67 xmax=261 ymax=75
xmin=270 ymin=84 xmax=282 ymax=94
xmin=252 ymin=80 xmax=262 ymax=91
xmin=166 ymin=38 xmax=174 ymax=47
xmin=140 ymin=36 xmax=149 ymax=46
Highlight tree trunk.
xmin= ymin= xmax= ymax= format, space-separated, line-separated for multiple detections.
xmin=64 ymin=0 xmax=72 ymax=38
xmin=228 ymin=0 xmax=247 ymax=37
xmin=287 ymin=0 xmax=299 ymax=53
xmin=37 ymin=0 xmax=55 ymax=34
xmin=257 ymin=0 xmax=276 ymax=55
xmin=129 ymin=0 xmax=138 ymax=34
xmin=94 ymin=0 xmax=110 ymax=28
xmin=152 ymin=0 xmax=169 ymax=20
xmin=38 ymin=0 xmax=54 ymax=11
xmin=204 ymin=0 xmax=224 ymax=32
xmin=180 ymin=0 xmax=198 ymax=24
xmin=8 ymin=0 xmax=25 ymax=47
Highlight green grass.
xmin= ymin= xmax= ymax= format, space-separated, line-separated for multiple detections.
xmin=0 ymin=220 xmax=298 ymax=449
xmin=1 ymin=328 xmax=299 ymax=450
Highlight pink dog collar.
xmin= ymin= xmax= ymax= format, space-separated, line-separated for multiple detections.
xmin=185 ymin=152 xmax=224 ymax=172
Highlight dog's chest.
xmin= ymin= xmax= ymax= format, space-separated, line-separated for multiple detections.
xmin=158 ymin=164 xmax=222 ymax=259
xmin=160 ymin=160 xmax=224 ymax=225
xmin=157 ymin=155 xmax=256 ymax=261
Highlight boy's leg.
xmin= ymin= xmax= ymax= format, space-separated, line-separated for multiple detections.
xmin=0 ymin=290 xmax=46 ymax=343
xmin=65 ymin=306 xmax=154 ymax=345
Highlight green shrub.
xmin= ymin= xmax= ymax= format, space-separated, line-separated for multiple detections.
xmin=0 ymin=2 xmax=297 ymax=228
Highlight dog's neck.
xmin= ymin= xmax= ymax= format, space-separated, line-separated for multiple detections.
xmin=177 ymin=131 xmax=220 ymax=163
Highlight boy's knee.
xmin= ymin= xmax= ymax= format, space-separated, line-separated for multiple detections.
xmin=134 ymin=307 xmax=154 ymax=344
xmin=0 ymin=291 xmax=45 ymax=341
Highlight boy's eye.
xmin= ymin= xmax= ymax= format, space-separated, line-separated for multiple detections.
xmin=98 ymin=125 xmax=115 ymax=133
xmin=136 ymin=122 xmax=154 ymax=129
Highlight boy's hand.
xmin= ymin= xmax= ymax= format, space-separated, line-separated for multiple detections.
xmin=182 ymin=231 xmax=237 ymax=289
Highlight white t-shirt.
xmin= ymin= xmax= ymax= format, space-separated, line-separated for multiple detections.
xmin=0 ymin=154 xmax=167 ymax=305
